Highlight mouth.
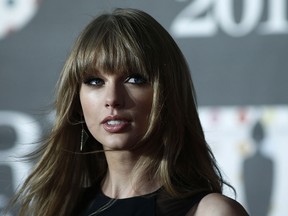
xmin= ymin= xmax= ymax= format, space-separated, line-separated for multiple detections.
xmin=101 ymin=116 xmax=131 ymax=133
xmin=106 ymin=120 xmax=127 ymax=125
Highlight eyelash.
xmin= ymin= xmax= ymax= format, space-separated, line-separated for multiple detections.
xmin=125 ymin=74 xmax=147 ymax=84
xmin=83 ymin=77 xmax=104 ymax=86
xmin=83 ymin=74 xmax=148 ymax=86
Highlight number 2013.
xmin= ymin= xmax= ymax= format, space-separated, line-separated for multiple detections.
xmin=170 ymin=0 xmax=288 ymax=37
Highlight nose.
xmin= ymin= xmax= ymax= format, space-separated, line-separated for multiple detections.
xmin=105 ymin=83 xmax=124 ymax=109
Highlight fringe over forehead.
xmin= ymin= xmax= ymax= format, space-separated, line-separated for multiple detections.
xmin=73 ymin=9 xmax=165 ymax=80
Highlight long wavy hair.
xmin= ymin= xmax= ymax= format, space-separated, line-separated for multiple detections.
xmin=10 ymin=8 xmax=228 ymax=216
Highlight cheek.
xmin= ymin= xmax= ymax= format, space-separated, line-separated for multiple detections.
xmin=80 ymin=96 xmax=99 ymax=137
xmin=143 ymin=90 xmax=153 ymax=113
xmin=80 ymin=93 xmax=89 ymax=116
xmin=80 ymin=91 xmax=99 ymax=122
xmin=142 ymin=99 xmax=152 ymax=116
xmin=135 ymin=91 xmax=153 ymax=118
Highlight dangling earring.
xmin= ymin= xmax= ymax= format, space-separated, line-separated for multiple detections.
xmin=80 ymin=122 xmax=89 ymax=151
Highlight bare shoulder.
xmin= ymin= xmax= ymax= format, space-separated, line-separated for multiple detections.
xmin=187 ymin=193 xmax=249 ymax=216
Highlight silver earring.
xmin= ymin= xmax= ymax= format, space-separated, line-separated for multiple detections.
xmin=80 ymin=123 xmax=89 ymax=151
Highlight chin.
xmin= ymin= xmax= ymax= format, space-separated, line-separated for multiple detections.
xmin=101 ymin=139 xmax=136 ymax=151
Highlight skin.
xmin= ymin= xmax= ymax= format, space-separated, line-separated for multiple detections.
xmin=80 ymin=70 xmax=153 ymax=151
xmin=188 ymin=193 xmax=249 ymax=216
xmin=80 ymin=70 xmax=157 ymax=198
xmin=80 ymin=69 xmax=249 ymax=215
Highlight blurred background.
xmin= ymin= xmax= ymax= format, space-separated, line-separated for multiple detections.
xmin=1 ymin=0 xmax=287 ymax=215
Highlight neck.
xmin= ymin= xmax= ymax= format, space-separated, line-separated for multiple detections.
xmin=101 ymin=150 xmax=160 ymax=199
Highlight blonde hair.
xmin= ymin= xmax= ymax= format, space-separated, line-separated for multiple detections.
xmin=11 ymin=8 xmax=226 ymax=216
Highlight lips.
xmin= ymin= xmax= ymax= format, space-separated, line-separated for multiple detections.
xmin=101 ymin=115 xmax=131 ymax=133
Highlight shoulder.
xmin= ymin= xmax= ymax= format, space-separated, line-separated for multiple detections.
xmin=187 ymin=193 xmax=249 ymax=216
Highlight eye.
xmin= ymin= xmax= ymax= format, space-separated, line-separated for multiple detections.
xmin=125 ymin=74 xmax=147 ymax=84
xmin=83 ymin=77 xmax=104 ymax=86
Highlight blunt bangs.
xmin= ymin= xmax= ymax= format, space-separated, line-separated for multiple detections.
xmin=75 ymin=14 xmax=155 ymax=82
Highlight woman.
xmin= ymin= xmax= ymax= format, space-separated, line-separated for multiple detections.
xmin=11 ymin=8 xmax=248 ymax=216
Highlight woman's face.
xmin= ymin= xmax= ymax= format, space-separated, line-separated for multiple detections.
xmin=80 ymin=69 xmax=153 ymax=150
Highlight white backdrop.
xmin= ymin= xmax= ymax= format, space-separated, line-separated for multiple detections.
xmin=200 ymin=106 xmax=288 ymax=216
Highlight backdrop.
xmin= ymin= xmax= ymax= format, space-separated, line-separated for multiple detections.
xmin=1 ymin=0 xmax=288 ymax=215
